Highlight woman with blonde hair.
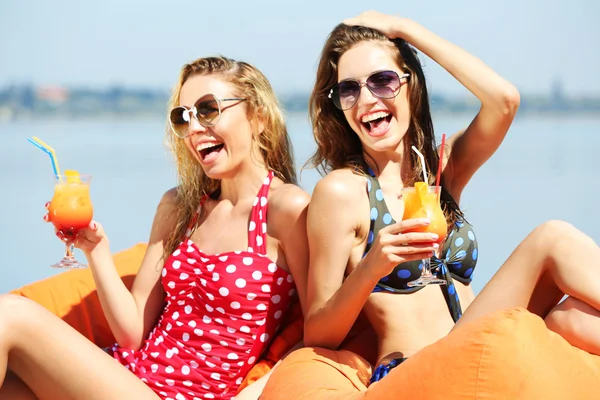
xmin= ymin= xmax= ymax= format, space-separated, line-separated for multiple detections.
xmin=0 ymin=56 xmax=310 ymax=400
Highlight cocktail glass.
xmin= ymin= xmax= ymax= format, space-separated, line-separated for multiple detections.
xmin=47 ymin=172 xmax=93 ymax=268
xmin=401 ymin=182 xmax=447 ymax=287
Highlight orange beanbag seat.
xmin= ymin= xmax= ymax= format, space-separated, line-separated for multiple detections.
xmin=261 ymin=307 xmax=600 ymax=400
xmin=9 ymin=243 xmax=304 ymax=388
xmin=9 ymin=243 xmax=146 ymax=348
xmin=238 ymin=300 xmax=304 ymax=391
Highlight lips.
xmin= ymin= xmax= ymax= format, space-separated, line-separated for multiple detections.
xmin=361 ymin=111 xmax=392 ymax=137
xmin=196 ymin=141 xmax=225 ymax=163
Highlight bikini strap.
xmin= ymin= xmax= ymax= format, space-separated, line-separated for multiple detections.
xmin=185 ymin=195 xmax=208 ymax=239
xmin=247 ymin=171 xmax=274 ymax=254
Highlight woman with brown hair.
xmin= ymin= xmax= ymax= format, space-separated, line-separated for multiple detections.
xmin=261 ymin=11 xmax=600 ymax=399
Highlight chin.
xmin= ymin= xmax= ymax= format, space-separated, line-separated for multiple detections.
xmin=369 ymin=133 xmax=407 ymax=153
xmin=201 ymin=162 xmax=243 ymax=181
xmin=199 ymin=164 xmax=227 ymax=180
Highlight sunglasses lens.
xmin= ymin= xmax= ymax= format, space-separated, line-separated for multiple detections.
xmin=168 ymin=95 xmax=222 ymax=138
xmin=169 ymin=107 xmax=190 ymax=138
xmin=195 ymin=95 xmax=220 ymax=126
xmin=330 ymin=71 xmax=403 ymax=110
xmin=332 ymin=81 xmax=360 ymax=110
xmin=367 ymin=71 xmax=400 ymax=98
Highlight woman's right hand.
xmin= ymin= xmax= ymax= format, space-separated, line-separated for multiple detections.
xmin=360 ymin=218 xmax=439 ymax=279
xmin=343 ymin=11 xmax=407 ymax=39
xmin=44 ymin=201 xmax=110 ymax=255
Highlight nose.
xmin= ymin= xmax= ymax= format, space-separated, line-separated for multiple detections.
xmin=356 ymin=82 xmax=378 ymax=106
xmin=187 ymin=112 xmax=207 ymax=137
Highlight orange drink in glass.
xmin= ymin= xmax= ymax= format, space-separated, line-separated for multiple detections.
xmin=401 ymin=182 xmax=447 ymax=286
xmin=48 ymin=171 xmax=93 ymax=268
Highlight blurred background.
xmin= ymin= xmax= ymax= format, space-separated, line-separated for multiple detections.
xmin=1 ymin=0 xmax=598 ymax=294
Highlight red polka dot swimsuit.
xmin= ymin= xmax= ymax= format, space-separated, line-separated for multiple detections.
xmin=109 ymin=171 xmax=296 ymax=399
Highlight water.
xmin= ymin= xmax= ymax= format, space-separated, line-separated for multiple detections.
xmin=1 ymin=113 xmax=599 ymax=294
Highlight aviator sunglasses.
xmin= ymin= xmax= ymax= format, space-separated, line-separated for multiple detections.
xmin=169 ymin=94 xmax=247 ymax=138
xmin=328 ymin=70 xmax=410 ymax=111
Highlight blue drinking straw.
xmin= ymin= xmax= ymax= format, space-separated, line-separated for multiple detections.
xmin=27 ymin=137 xmax=62 ymax=178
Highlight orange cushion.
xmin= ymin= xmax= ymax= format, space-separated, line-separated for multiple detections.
xmin=10 ymin=243 xmax=146 ymax=348
xmin=238 ymin=300 xmax=304 ymax=391
xmin=261 ymin=307 xmax=600 ymax=400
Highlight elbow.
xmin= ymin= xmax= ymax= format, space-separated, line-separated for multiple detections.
xmin=114 ymin=328 xmax=145 ymax=351
xmin=303 ymin=317 xmax=342 ymax=350
xmin=116 ymin=336 xmax=143 ymax=351
xmin=498 ymin=84 xmax=521 ymax=117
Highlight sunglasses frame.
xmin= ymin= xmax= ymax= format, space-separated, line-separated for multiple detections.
xmin=328 ymin=70 xmax=410 ymax=111
xmin=169 ymin=94 xmax=247 ymax=139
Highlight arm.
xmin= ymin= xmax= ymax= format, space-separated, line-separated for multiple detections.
xmin=269 ymin=184 xmax=311 ymax=316
xmin=345 ymin=13 xmax=521 ymax=201
xmin=396 ymin=18 xmax=520 ymax=200
xmin=85 ymin=188 xmax=178 ymax=350
xmin=303 ymin=174 xmax=384 ymax=349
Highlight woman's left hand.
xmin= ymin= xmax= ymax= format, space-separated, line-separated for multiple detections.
xmin=343 ymin=11 xmax=405 ymax=39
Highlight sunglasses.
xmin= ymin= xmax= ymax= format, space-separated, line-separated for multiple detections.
xmin=169 ymin=94 xmax=247 ymax=138
xmin=328 ymin=70 xmax=410 ymax=111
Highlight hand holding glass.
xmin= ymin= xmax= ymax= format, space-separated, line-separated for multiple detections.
xmin=401 ymin=182 xmax=447 ymax=287
xmin=47 ymin=172 xmax=93 ymax=268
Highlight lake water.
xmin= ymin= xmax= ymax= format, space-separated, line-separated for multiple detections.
xmin=1 ymin=113 xmax=599 ymax=294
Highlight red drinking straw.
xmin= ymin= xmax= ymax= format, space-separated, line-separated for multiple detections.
xmin=434 ymin=133 xmax=446 ymax=199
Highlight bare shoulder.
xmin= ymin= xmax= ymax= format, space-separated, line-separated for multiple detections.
xmin=160 ymin=187 xmax=180 ymax=207
xmin=311 ymin=169 xmax=366 ymax=207
xmin=268 ymin=181 xmax=311 ymax=221
xmin=149 ymin=187 xmax=180 ymax=238
xmin=155 ymin=187 xmax=180 ymax=220
xmin=266 ymin=181 xmax=310 ymax=247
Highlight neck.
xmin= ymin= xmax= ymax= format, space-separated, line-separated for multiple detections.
xmin=364 ymin=139 xmax=413 ymax=187
xmin=217 ymin=160 xmax=269 ymax=206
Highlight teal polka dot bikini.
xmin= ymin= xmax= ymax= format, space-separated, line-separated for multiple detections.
xmin=364 ymin=170 xmax=479 ymax=383
xmin=364 ymin=170 xmax=479 ymax=322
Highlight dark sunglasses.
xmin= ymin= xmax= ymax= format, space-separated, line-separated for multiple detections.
xmin=169 ymin=94 xmax=246 ymax=138
xmin=328 ymin=70 xmax=410 ymax=111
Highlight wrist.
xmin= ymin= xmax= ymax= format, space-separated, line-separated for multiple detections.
xmin=84 ymin=238 xmax=111 ymax=260
xmin=392 ymin=17 xmax=418 ymax=40
xmin=355 ymin=255 xmax=383 ymax=285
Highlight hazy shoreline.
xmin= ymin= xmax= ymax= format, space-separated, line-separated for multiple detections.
xmin=2 ymin=109 xmax=599 ymax=124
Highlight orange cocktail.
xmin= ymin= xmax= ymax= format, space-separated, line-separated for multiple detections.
xmin=401 ymin=182 xmax=447 ymax=286
xmin=48 ymin=171 xmax=93 ymax=268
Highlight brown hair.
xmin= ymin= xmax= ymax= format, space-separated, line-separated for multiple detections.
xmin=308 ymin=24 xmax=464 ymax=229
xmin=164 ymin=56 xmax=296 ymax=257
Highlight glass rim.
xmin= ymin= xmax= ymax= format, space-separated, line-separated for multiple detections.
xmin=401 ymin=185 xmax=441 ymax=191
xmin=53 ymin=173 xmax=92 ymax=183
xmin=400 ymin=186 xmax=442 ymax=196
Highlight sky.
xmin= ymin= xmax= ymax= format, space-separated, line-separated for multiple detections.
xmin=1 ymin=0 xmax=598 ymax=97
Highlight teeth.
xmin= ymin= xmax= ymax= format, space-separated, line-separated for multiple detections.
xmin=362 ymin=111 xmax=390 ymax=123
xmin=196 ymin=142 xmax=221 ymax=152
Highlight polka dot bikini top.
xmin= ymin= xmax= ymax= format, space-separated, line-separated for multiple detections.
xmin=363 ymin=172 xmax=479 ymax=322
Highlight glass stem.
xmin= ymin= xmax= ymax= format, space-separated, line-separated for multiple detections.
xmin=422 ymin=257 xmax=433 ymax=277
xmin=63 ymin=241 xmax=76 ymax=260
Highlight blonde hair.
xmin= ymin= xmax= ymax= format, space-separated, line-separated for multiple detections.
xmin=164 ymin=56 xmax=296 ymax=256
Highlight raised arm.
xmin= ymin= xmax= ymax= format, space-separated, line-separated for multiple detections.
xmin=344 ymin=12 xmax=521 ymax=201
xmin=400 ymin=19 xmax=520 ymax=200
xmin=84 ymin=188 xmax=179 ymax=350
